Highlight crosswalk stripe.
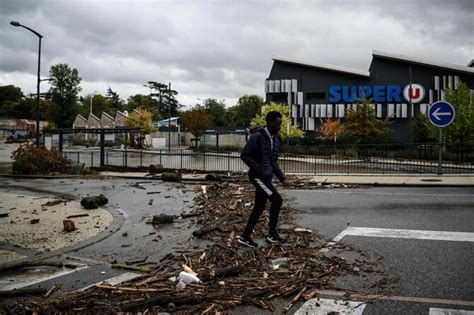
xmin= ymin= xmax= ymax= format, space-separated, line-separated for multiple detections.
xmin=295 ymin=297 xmax=366 ymax=315
xmin=333 ymin=227 xmax=474 ymax=243
xmin=0 ymin=264 xmax=88 ymax=291
xmin=429 ymin=307 xmax=474 ymax=315
xmin=76 ymin=272 xmax=142 ymax=292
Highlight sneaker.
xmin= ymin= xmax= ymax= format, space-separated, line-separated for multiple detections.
xmin=237 ymin=235 xmax=258 ymax=248
xmin=266 ymin=231 xmax=285 ymax=244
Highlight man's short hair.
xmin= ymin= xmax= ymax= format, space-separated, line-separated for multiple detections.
xmin=265 ymin=111 xmax=282 ymax=123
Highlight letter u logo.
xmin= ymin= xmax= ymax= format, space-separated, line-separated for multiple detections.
xmin=409 ymin=88 xmax=420 ymax=99
xmin=403 ymin=84 xmax=425 ymax=103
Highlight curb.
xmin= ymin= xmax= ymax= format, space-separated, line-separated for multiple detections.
xmin=0 ymin=201 xmax=124 ymax=272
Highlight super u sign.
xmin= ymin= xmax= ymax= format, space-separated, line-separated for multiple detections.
xmin=403 ymin=83 xmax=425 ymax=103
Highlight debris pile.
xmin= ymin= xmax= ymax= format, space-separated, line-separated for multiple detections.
xmin=191 ymin=182 xmax=295 ymax=239
xmin=5 ymin=183 xmax=394 ymax=314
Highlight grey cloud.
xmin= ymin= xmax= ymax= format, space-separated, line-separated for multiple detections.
xmin=1 ymin=0 xmax=472 ymax=105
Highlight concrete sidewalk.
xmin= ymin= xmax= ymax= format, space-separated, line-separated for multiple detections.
xmin=296 ymin=174 xmax=474 ymax=187
xmin=0 ymin=189 xmax=113 ymax=267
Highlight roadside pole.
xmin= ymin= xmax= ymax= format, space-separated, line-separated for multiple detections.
xmin=437 ymin=128 xmax=442 ymax=175
xmin=428 ymin=101 xmax=455 ymax=175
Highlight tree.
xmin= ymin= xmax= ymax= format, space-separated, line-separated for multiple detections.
xmin=227 ymin=95 xmax=263 ymax=127
xmin=0 ymin=85 xmax=23 ymax=104
xmin=0 ymin=85 xmax=23 ymax=117
xmin=344 ymin=99 xmax=389 ymax=143
xmin=180 ymin=105 xmax=209 ymax=138
xmin=79 ymin=94 xmax=114 ymax=117
xmin=126 ymin=107 xmax=155 ymax=134
xmin=144 ymin=81 xmax=181 ymax=118
xmin=46 ymin=63 xmax=82 ymax=127
xmin=106 ymin=87 xmax=125 ymax=112
xmin=10 ymin=97 xmax=35 ymax=119
xmin=126 ymin=93 xmax=163 ymax=120
xmin=444 ymin=82 xmax=473 ymax=143
xmin=126 ymin=107 xmax=155 ymax=148
xmin=411 ymin=114 xmax=436 ymax=143
xmin=318 ymin=118 xmax=344 ymax=143
xmin=203 ymin=98 xmax=226 ymax=126
xmin=250 ymin=103 xmax=304 ymax=141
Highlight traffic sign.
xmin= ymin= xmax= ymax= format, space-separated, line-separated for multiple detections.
xmin=428 ymin=101 xmax=455 ymax=128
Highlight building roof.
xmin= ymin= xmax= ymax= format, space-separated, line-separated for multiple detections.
xmin=76 ymin=114 xmax=87 ymax=122
xmin=88 ymin=113 xmax=100 ymax=121
xmin=155 ymin=117 xmax=179 ymax=127
xmin=272 ymin=57 xmax=370 ymax=77
xmin=115 ymin=111 xmax=129 ymax=118
xmin=101 ymin=112 xmax=114 ymax=120
xmin=372 ymin=50 xmax=474 ymax=74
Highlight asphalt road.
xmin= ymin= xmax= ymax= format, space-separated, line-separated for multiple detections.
xmin=0 ymin=178 xmax=201 ymax=294
xmin=285 ymin=186 xmax=474 ymax=314
xmin=1 ymin=179 xmax=473 ymax=314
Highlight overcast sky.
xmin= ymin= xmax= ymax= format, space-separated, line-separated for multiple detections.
xmin=0 ymin=0 xmax=472 ymax=107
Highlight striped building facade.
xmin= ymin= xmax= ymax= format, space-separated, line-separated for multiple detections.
xmin=265 ymin=51 xmax=474 ymax=141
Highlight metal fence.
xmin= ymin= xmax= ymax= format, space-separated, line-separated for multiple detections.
xmin=63 ymin=142 xmax=474 ymax=174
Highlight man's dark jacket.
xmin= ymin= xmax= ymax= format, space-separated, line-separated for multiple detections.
xmin=241 ymin=126 xmax=286 ymax=182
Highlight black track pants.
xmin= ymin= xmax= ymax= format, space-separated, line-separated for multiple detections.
xmin=242 ymin=176 xmax=282 ymax=237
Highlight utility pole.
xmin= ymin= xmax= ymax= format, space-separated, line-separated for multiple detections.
xmin=168 ymin=82 xmax=171 ymax=151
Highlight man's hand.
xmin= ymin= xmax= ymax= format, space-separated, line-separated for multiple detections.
xmin=280 ymin=180 xmax=290 ymax=188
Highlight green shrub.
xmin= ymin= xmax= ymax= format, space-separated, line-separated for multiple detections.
xmin=12 ymin=144 xmax=66 ymax=175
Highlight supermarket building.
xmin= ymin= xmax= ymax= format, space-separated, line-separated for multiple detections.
xmin=265 ymin=50 xmax=474 ymax=141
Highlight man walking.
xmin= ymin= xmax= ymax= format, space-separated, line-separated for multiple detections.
xmin=237 ymin=111 xmax=287 ymax=248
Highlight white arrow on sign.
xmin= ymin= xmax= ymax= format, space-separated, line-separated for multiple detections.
xmin=432 ymin=107 xmax=451 ymax=121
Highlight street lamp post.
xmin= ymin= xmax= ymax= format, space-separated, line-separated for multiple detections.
xmin=168 ymin=82 xmax=171 ymax=151
xmin=10 ymin=21 xmax=43 ymax=146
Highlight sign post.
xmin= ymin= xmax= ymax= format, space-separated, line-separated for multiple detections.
xmin=427 ymin=101 xmax=455 ymax=175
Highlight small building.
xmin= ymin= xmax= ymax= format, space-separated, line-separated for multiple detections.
xmin=101 ymin=112 xmax=115 ymax=128
xmin=72 ymin=114 xmax=88 ymax=129
xmin=72 ymin=114 xmax=88 ymax=142
xmin=16 ymin=119 xmax=35 ymax=134
xmin=86 ymin=114 xmax=101 ymax=142
xmin=114 ymin=111 xmax=129 ymax=127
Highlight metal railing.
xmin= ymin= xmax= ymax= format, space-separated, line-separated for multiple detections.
xmin=63 ymin=142 xmax=474 ymax=174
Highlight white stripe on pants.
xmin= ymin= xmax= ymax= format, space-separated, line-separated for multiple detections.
xmin=255 ymin=178 xmax=273 ymax=196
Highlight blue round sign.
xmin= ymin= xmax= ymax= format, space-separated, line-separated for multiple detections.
xmin=428 ymin=101 xmax=455 ymax=128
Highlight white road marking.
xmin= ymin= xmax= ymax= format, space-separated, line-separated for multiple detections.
xmin=332 ymin=227 xmax=474 ymax=243
xmin=311 ymin=289 xmax=474 ymax=307
xmin=76 ymin=272 xmax=142 ymax=292
xmin=295 ymin=297 xmax=366 ymax=315
xmin=429 ymin=307 xmax=474 ymax=315
xmin=0 ymin=264 xmax=88 ymax=291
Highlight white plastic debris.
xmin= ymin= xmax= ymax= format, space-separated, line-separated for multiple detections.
xmin=168 ymin=276 xmax=177 ymax=282
xmin=176 ymin=281 xmax=186 ymax=291
xmin=269 ymin=257 xmax=289 ymax=270
xmin=179 ymin=271 xmax=200 ymax=284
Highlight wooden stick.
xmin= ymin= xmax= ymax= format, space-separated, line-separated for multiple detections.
xmin=66 ymin=214 xmax=89 ymax=219
xmin=95 ymin=284 xmax=164 ymax=293
xmin=284 ymin=287 xmax=307 ymax=311
xmin=43 ymin=284 xmax=61 ymax=298
xmin=0 ymin=288 xmax=47 ymax=297
xmin=111 ymin=264 xmax=150 ymax=273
